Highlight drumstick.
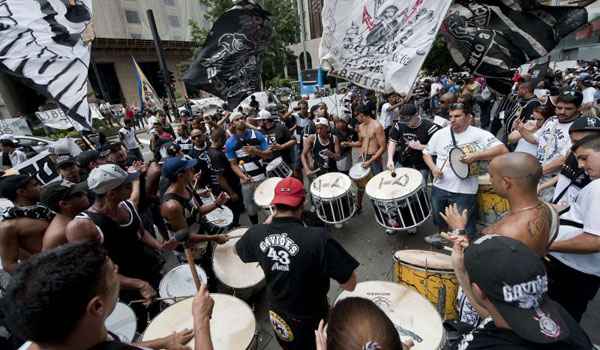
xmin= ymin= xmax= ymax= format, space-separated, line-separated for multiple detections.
xmin=227 ymin=233 xmax=245 ymax=239
xmin=129 ymin=296 xmax=191 ymax=304
xmin=433 ymin=158 xmax=448 ymax=180
xmin=184 ymin=247 xmax=203 ymax=292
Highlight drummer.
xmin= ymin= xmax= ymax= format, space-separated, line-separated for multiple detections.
xmin=301 ymin=117 xmax=341 ymax=178
xmin=225 ymin=112 xmax=271 ymax=225
xmin=333 ymin=113 xmax=358 ymax=174
xmin=256 ymin=109 xmax=295 ymax=167
xmin=423 ymin=102 xmax=508 ymax=242
xmin=235 ymin=177 xmax=359 ymax=350
xmin=0 ymin=241 xmax=205 ymax=350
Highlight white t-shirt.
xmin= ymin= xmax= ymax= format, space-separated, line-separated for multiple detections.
xmin=551 ymin=179 xmax=600 ymax=277
xmin=424 ymin=126 xmax=503 ymax=195
xmin=583 ymin=86 xmax=597 ymax=104
xmin=119 ymin=127 xmax=138 ymax=150
xmin=536 ymin=117 xmax=573 ymax=168
xmin=430 ymin=82 xmax=443 ymax=97
xmin=378 ymin=103 xmax=398 ymax=129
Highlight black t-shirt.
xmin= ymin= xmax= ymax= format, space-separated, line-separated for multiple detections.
xmin=263 ymin=123 xmax=293 ymax=164
xmin=235 ymin=217 xmax=359 ymax=318
xmin=389 ymin=118 xmax=440 ymax=170
xmin=333 ymin=127 xmax=358 ymax=158
xmin=206 ymin=147 xmax=241 ymax=194
xmin=450 ymin=316 xmax=592 ymax=350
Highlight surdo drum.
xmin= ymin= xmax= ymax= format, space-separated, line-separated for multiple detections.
xmin=266 ymin=157 xmax=292 ymax=178
xmin=142 ymin=294 xmax=257 ymax=349
xmin=212 ymin=227 xmax=265 ymax=300
xmin=335 ymin=281 xmax=446 ymax=350
xmin=349 ymin=162 xmax=373 ymax=188
xmin=159 ymin=265 xmax=209 ymax=305
xmin=204 ymin=206 xmax=234 ymax=234
xmin=394 ymin=250 xmax=458 ymax=320
xmin=310 ymin=172 xmax=357 ymax=224
xmin=366 ymin=168 xmax=431 ymax=231
xmin=105 ymin=302 xmax=137 ymax=343
xmin=477 ymin=174 xmax=510 ymax=227
xmin=254 ymin=177 xmax=282 ymax=214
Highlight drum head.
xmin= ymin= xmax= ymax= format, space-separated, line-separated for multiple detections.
xmin=105 ymin=302 xmax=137 ymax=343
xmin=349 ymin=162 xmax=371 ymax=180
xmin=205 ymin=206 xmax=234 ymax=227
xmin=159 ymin=265 xmax=208 ymax=303
xmin=311 ymin=172 xmax=353 ymax=199
xmin=254 ymin=177 xmax=282 ymax=207
xmin=142 ymin=294 xmax=256 ymax=350
xmin=335 ymin=281 xmax=444 ymax=350
xmin=365 ymin=168 xmax=423 ymax=201
xmin=266 ymin=157 xmax=284 ymax=171
xmin=449 ymin=148 xmax=469 ymax=179
xmin=213 ymin=228 xmax=265 ymax=289
xmin=394 ymin=250 xmax=453 ymax=271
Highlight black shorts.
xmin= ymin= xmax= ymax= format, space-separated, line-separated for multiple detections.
xmin=268 ymin=309 xmax=327 ymax=350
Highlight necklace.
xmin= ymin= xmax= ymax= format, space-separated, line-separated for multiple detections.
xmin=509 ymin=202 xmax=543 ymax=215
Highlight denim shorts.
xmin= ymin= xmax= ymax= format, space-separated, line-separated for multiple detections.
xmin=431 ymin=186 xmax=478 ymax=240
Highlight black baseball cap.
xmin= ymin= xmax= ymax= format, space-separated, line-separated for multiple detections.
xmin=54 ymin=154 xmax=76 ymax=169
xmin=0 ymin=175 xmax=34 ymax=200
xmin=40 ymin=181 xmax=88 ymax=212
xmin=465 ymin=236 xmax=569 ymax=343
xmin=77 ymin=150 xmax=100 ymax=169
xmin=398 ymin=103 xmax=418 ymax=118
xmin=557 ymin=90 xmax=583 ymax=108
xmin=569 ymin=116 xmax=600 ymax=133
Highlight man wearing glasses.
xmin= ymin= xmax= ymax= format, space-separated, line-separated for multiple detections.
xmin=423 ymin=103 xmax=508 ymax=244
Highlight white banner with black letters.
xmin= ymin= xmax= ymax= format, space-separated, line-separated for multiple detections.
xmin=320 ymin=0 xmax=452 ymax=93
xmin=12 ymin=151 xmax=59 ymax=185
xmin=0 ymin=118 xmax=32 ymax=136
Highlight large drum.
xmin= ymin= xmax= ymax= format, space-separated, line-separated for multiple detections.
xmin=335 ymin=281 xmax=445 ymax=350
xmin=310 ymin=172 xmax=356 ymax=224
xmin=212 ymin=227 xmax=265 ymax=300
xmin=477 ymin=174 xmax=509 ymax=227
xmin=394 ymin=250 xmax=458 ymax=320
xmin=159 ymin=265 xmax=209 ymax=305
xmin=142 ymin=294 xmax=257 ymax=349
xmin=254 ymin=177 xmax=281 ymax=214
xmin=105 ymin=302 xmax=137 ymax=343
xmin=349 ymin=162 xmax=372 ymax=188
xmin=366 ymin=168 xmax=431 ymax=231
xmin=266 ymin=157 xmax=292 ymax=178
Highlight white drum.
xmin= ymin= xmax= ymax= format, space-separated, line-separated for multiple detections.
xmin=349 ymin=162 xmax=372 ymax=188
xmin=254 ymin=177 xmax=281 ymax=213
xmin=266 ymin=157 xmax=292 ymax=178
xmin=213 ymin=227 xmax=265 ymax=300
xmin=335 ymin=281 xmax=445 ymax=350
xmin=159 ymin=265 xmax=209 ymax=305
xmin=105 ymin=302 xmax=137 ymax=343
xmin=204 ymin=205 xmax=234 ymax=234
xmin=142 ymin=294 xmax=257 ymax=350
xmin=365 ymin=168 xmax=431 ymax=231
xmin=310 ymin=172 xmax=356 ymax=224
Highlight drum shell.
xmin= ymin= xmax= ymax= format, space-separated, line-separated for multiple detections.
xmin=214 ymin=277 xmax=266 ymax=301
xmin=394 ymin=258 xmax=458 ymax=320
xmin=159 ymin=265 xmax=209 ymax=305
xmin=266 ymin=157 xmax=292 ymax=178
xmin=311 ymin=188 xmax=357 ymax=224
xmin=204 ymin=206 xmax=234 ymax=235
xmin=349 ymin=164 xmax=372 ymax=188
xmin=369 ymin=184 xmax=431 ymax=230
xmin=477 ymin=177 xmax=510 ymax=227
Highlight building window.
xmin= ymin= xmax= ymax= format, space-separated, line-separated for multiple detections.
xmin=168 ymin=15 xmax=181 ymax=27
xmin=308 ymin=0 xmax=323 ymax=39
xmin=130 ymin=33 xmax=142 ymax=39
xmin=125 ymin=10 xmax=141 ymax=24
xmin=163 ymin=0 xmax=175 ymax=6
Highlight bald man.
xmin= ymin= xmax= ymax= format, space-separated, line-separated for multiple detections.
xmin=443 ymin=152 xmax=558 ymax=256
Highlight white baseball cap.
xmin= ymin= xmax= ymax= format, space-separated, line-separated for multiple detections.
xmin=229 ymin=112 xmax=244 ymax=122
xmin=256 ymin=109 xmax=273 ymax=120
xmin=87 ymin=164 xmax=139 ymax=194
xmin=315 ymin=117 xmax=329 ymax=127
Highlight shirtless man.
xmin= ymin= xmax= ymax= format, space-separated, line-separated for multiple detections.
xmin=0 ymin=175 xmax=51 ymax=273
xmin=41 ymin=181 xmax=90 ymax=250
xmin=348 ymin=106 xmax=386 ymax=212
xmin=442 ymin=152 xmax=558 ymax=327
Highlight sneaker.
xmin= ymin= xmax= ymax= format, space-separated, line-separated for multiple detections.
xmin=385 ymin=229 xmax=398 ymax=236
xmin=424 ymin=233 xmax=450 ymax=249
xmin=334 ymin=223 xmax=343 ymax=229
xmin=407 ymin=227 xmax=418 ymax=236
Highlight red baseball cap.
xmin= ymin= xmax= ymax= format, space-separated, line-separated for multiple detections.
xmin=271 ymin=177 xmax=305 ymax=207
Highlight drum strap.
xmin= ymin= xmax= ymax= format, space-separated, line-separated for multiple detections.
xmin=559 ymin=218 xmax=584 ymax=229
xmin=450 ymin=128 xmax=458 ymax=147
xmin=551 ymin=181 xmax=573 ymax=205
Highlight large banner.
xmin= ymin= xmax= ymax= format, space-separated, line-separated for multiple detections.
xmin=36 ymin=103 xmax=103 ymax=130
xmin=0 ymin=0 xmax=94 ymax=131
xmin=183 ymin=1 xmax=272 ymax=108
xmin=12 ymin=151 xmax=60 ymax=185
xmin=320 ymin=0 xmax=452 ymax=94
xmin=0 ymin=118 xmax=32 ymax=136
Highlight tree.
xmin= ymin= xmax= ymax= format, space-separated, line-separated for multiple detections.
xmin=190 ymin=0 xmax=299 ymax=82
xmin=422 ymin=36 xmax=459 ymax=75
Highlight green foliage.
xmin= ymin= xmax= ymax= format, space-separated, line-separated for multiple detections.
xmin=266 ymin=76 xmax=293 ymax=89
xmin=191 ymin=0 xmax=299 ymax=81
xmin=422 ymin=36 xmax=459 ymax=75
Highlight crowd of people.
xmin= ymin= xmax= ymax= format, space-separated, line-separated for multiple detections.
xmin=0 ymin=60 xmax=600 ymax=350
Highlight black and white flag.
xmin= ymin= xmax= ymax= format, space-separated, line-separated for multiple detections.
xmin=183 ymin=1 xmax=272 ymax=108
xmin=320 ymin=0 xmax=452 ymax=94
xmin=0 ymin=0 xmax=94 ymax=131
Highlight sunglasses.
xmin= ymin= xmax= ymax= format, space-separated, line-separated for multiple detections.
xmin=449 ymin=103 xmax=465 ymax=110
